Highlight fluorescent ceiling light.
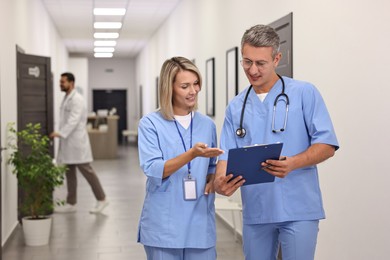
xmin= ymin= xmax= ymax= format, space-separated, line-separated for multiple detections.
xmin=94 ymin=53 xmax=113 ymax=58
xmin=94 ymin=40 xmax=117 ymax=47
xmin=94 ymin=47 xmax=115 ymax=53
xmin=94 ymin=32 xmax=119 ymax=39
xmin=94 ymin=8 xmax=126 ymax=16
xmin=94 ymin=22 xmax=122 ymax=29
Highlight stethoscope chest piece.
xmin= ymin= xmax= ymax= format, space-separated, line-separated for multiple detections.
xmin=236 ymin=128 xmax=246 ymax=138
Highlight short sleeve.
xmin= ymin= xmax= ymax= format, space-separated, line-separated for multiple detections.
xmin=138 ymin=116 xmax=167 ymax=187
xmin=302 ymin=85 xmax=339 ymax=150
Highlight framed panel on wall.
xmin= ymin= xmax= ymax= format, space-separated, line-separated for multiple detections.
xmin=269 ymin=12 xmax=293 ymax=77
xmin=205 ymin=57 xmax=215 ymax=117
xmin=226 ymin=47 xmax=238 ymax=105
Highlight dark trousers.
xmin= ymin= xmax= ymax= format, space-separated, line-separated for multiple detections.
xmin=65 ymin=163 xmax=106 ymax=205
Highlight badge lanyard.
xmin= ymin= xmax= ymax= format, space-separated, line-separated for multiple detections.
xmin=174 ymin=112 xmax=197 ymax=200
xmin=174 ymin=112 xmax=193 ymax=177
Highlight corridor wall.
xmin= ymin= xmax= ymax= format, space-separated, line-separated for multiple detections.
xmin=0 ymin=0 xmax=68 ymax=245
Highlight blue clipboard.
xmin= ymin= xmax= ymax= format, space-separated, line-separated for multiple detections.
xmin=226 ymin=143 xmax=283 ymax=186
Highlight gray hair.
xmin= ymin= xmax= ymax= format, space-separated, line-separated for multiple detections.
xmin=241 ymin=25 xmax=280 ymax=58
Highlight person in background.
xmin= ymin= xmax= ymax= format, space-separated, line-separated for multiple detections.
xmin=214 ymin=25 xmax=339 ymax=260
xmin=137 ymin=57 xmax=223 ymax=260
xmin=50 ymin=72 xmax=109 ymax=214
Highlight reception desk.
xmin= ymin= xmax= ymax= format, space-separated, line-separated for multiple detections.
xmin=87 ymin=115 xmax=119 ymax=159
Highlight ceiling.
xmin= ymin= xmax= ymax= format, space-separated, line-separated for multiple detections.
xmin=42 ymin=0 xmax=182 ymax=58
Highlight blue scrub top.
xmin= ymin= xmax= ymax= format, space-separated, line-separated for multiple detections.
xmin=220 ymin=76 xmax=339 ymax=224
xmin=137 ymin=111 xmax=217 ymax=248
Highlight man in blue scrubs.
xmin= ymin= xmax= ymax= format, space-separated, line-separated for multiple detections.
xmin=214 ymin=25 xmax=339 ymax=260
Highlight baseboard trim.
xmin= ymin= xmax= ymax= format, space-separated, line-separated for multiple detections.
xmin=2 ymin=221 xmax=19 ymax=248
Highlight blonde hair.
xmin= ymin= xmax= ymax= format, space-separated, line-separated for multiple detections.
xmin=159 ymin=57 xmax=202 ymax=120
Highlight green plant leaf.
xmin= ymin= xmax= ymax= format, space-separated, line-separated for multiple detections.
xmin=7 ymin=123 xmax=67 ymax=219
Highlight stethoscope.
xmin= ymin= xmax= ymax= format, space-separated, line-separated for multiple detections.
xmin=236 ymin=74 xmax=289 ymax=138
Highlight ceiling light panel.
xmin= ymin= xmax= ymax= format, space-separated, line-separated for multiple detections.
xmin=94 ymin=32 xmax=119 ymax=39
xmin=94 ymin=40 xmax=117 ymax=47
xmin=93 ymin=8 xmax=126 ymax=16
xmin=94 ymin=47 xmax=115 ymax=52
xmin=94 ymin=53 xmax=114 ymax=58
xmin=94 ymin=22 xmax=122 ymax=29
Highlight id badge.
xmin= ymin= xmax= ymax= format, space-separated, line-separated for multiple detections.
xmin=183 ymin=176 xmax=197 ymax=201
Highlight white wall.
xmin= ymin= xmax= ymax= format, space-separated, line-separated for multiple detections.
xmin=135 ymin=0 xmax=390 ymax=259
xmin=68 ymin=58 xmax=89 ymax=108
xmin=0 ymin=0 xmax=68 ymax=246
xmin=88 ymin=58 xmax=138 ymax=131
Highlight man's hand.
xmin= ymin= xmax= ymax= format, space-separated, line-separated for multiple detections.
xmin=49 ymin=132 xmax=60 ymax=139
xmin=214 ymin=160 xmax=245 ymax=196
xmin=261 ymin=156 xmax=292 ymax=178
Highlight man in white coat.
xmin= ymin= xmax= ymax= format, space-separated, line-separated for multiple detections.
xmin=50 ymin=72 xmax=108 ymax=214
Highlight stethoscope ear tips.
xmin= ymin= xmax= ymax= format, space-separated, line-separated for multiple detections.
xmin=236 ymin=128 xmax=246 ymax=138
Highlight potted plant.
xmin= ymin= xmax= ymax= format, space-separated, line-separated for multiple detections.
xmin=7 ymin=122 xmax=67 ymax=246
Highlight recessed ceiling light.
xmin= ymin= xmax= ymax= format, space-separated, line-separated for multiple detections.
xmin=94 ymin=40 xmax=117 ymax=47
xmin=94 ymin=47 xmax=115 ymax=53
xmin=94 ymin=53 xmax=113 ymax=58
xmin=93 ymin=8 xmax=126 ymax=16
xmin=94 ymin=32 xmax=119 ymax=39
xmin=94 ymin=22 xmax=122 ymax=29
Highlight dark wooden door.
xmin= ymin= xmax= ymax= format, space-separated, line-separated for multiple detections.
xmin=17 ymin=52 xmax=53 ymax=147
xmin=93 ymin=89 xmax=127 ymax=143
xmin=16 ymin=51 xmax=53 ymax=220
xmin=0 ymin=69 xmax=3 ymax=260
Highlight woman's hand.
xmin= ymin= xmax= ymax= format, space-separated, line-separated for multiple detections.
xmin=204 ymin=174 xmax=215 ymax=195
xmin=191 ymin=142 xmax=224 ymax=158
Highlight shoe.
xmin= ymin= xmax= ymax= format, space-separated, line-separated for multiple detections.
xmin=89 ymin=200 xmax=109 ymax=214
xmin=54 ymin=203 xmax=76 ymax=213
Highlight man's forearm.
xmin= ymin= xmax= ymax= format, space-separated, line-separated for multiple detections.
xmin=290 ymin=143 xmax=335 ymax=171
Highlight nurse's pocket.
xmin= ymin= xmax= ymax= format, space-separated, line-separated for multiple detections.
xmin=147 ymin=177 xmax=172 ymax=192
xmin=141 ymin=191 xmax=171 ymax=232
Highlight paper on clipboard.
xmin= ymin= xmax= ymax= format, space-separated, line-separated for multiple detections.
xmin=226 ymin=143 xmax=283 ymax=186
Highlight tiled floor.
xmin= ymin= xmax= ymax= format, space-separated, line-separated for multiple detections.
xmin=2 ymin=145 xmax=244 ymax=260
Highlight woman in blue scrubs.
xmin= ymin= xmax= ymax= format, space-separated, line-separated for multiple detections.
xmin=137 ymin=57 xmax=223 ymax=260
xmin=214 ymin=25 xmax=339 ymax=260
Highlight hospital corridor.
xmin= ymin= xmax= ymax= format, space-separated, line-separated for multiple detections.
xmin=1 ymin=145 xmax=244 ymax=260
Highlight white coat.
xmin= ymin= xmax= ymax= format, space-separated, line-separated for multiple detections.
xmin=57 ymin=89 xmax=93 ymax=164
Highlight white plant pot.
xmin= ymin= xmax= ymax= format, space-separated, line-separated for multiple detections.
xmin=22 ymin=216 xmax=52 ymax=246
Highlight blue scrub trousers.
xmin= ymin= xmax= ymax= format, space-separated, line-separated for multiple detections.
xmin=144 ymin=246 xmax=216 ymax=260
xmin=243 ymin=220 xmax=319 ymax=260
